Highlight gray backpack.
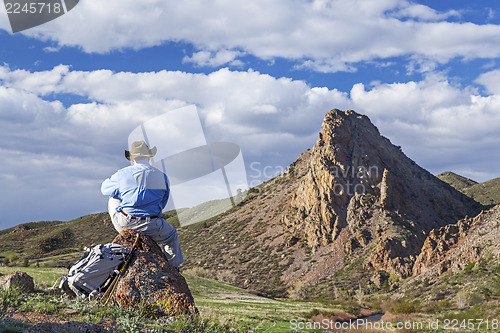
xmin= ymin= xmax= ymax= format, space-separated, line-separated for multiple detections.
xmin=59 ymin=243 xmax=130 ymax=299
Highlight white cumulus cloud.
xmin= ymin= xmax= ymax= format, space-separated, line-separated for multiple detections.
xmin=350 ymin=76 xmax=500 ymax=181
xmin=1 ymin=65 xmax=499 ymax=228
xmin=3 ymin=0 xmax=499 ymax=72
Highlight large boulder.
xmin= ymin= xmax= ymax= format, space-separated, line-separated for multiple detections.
xmin=0 ymin=271 xmax=34 ymax=292
xmin=110 ymin=229 xmax=197 ymax=317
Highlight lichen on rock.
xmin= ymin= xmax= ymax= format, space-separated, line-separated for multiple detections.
xmin=110 ymin=229 xmax=197 ymax=317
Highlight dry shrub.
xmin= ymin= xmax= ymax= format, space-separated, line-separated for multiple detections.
xmin=455 ymin=291 xmax=482 ymax=309
xmin=216 ymin=270 xmax=237 ymax=285
xmin=182 ymin=267 xmax=214 ymax=279
xmin=288 ymin=280 xmax=309 ymax=300
xmin=455 ymin=291 xmax=471 ymax=309
xmin=184 ymin=267 xmax=238 ymax=285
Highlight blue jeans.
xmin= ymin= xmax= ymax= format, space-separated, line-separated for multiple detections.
xmin=107 ymin=197 xmax=184 ymax=268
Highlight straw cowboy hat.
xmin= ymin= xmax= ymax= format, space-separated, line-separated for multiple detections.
xmin=125 ymin=140 xmax=157 ymax=161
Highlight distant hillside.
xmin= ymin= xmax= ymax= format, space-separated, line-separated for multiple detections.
xmin=180 ymin=109 xmax=485 ymax=296
xmin=0 ymin=213 xmax=116 ymax=267
xmin=437 ymin=172 xmax=500 ymax=206
xmin=463 ymin=177 xmax=500 ymax=206
xmin=0 ymin=210 xmax=179 ymax=268
xmin=437 ymin=171 xmax=478 ymax=191
xmin=2 ymin=109 xmax=498 ymax=303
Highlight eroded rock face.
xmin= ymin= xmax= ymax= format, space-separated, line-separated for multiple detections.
xmin=412 ymin=218 xmax=472 ymax=276
xmin=412 ymin=207 xmax=500 ymax=278
xmin=0 ymin=271 xmax=34 ymax=292
xmin=111 ymin=229 xmax=197 ymax=317
xmin=289 ymin=109 xmax=483 ymax=278
xmin=179 ymin=108 xmax=489 ymax=292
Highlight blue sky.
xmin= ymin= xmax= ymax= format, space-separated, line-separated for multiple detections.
xmin=1 ymin=0 xmax=500 ymax=229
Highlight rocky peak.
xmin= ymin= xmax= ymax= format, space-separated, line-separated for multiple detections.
xmin=180 ymin=108 xmax=487 ymax=294
xmin=288 ymin=109 xmax=482 ymax=277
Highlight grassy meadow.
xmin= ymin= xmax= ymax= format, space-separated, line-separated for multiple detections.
xmin=0 ymin=265 xmax=339 ymax=332
xmin=1 ymin=259 xmax=500 ymax=332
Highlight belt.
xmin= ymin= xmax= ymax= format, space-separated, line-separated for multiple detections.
xmin=120 ymin=211 xmax=159 ymax=220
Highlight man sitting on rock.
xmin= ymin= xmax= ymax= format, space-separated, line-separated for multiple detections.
xmin=101 ymin=140 xmax=183 ymax=269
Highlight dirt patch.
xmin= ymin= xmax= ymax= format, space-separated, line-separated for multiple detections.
xmin=11 ymin=311 xmax=67 ymax=325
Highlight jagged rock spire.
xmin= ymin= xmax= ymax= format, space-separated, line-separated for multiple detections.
xmin=288 ymin=109 xmax=482 ymax=277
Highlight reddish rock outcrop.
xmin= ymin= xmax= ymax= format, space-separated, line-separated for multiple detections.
xmin=181 ymin=108 xmax=488 ymax=293
xmin=365 ymin=238 xmax=416 ymax=278
xmin=412 ymin=207 xmax=500 ymax=277
xmin=289 ymin=109 xmax=482 ymax=278
xmin=0 ymin=271 xmax=34 ymax=292
xmin=110 ymin=229 xmax=197 ymax=317
xmin=412 ymin=217 xmax=472 ymax=275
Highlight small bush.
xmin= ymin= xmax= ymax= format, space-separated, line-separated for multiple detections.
xmin=455 ymin=291 xmax=471 ymax=309
xmin=0 ymin=286 xmax=24 ymax=321
xmin=116 ymin=312 xmax=145 ymax=333
xmin=289 ymin=280 xmax=309 ymax=300
xmin=183 ymin=267 xmax=215 ymax=279
xmin=216 ymin=270 xmax=237 ymax=285
xmin=390 ymin=300 xmax=418 ymax=314
xmin=6 ymin=254 xmax=19 ymax=266
xmin=440 ymin=305 xmax=485 ymax=322
xmin=168 ymin=314 xmax=234 ymax=333
xmin=0 ymin=289 xmax=12 ymax=321
xmin=422 ymin=299 xmax=449 ymax=313
xmin=455 ymin=291 xmax=482 ymax=309
xmin=388 ymin=274 xmax=400 ymax=290
xmin=19 ymin=294 xmax=64 ymax=315
xmin=302 ymin=308 xmax=336 ymax=319
xmin=22 ymin=258 xmax=29 ymax=267
xmin=462 ymin=262 xmax=475 ymax=274
xmin=491 ymin=275 xmax=500 ymax=296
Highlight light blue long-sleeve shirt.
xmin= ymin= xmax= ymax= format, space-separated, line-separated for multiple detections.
xmin=101 ymin=160 xmax=170 ymax=217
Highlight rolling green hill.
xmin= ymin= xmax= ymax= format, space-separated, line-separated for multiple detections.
xmin=463 ymin=177 xmax=500 ymax=206
xmin=437 ymin=171 xmax=500 ymax=206
xmin=436 ymin=171 xmax=478 ymax=191
xmin=0 ymin=210 xmax=180 ymax=268
xmin=0 ymin=213 xmax=116 ymax=268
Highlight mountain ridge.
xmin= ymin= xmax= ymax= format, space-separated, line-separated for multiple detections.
xmin=0 ymin=109 xmax=497 ymax=302
xmin=436 ymin=171 xmax=478 ymax=191
xmin=437 ymin=171 xmax=500 ymax=206
xmin=178 ymin=109 xmax=490 ymax=296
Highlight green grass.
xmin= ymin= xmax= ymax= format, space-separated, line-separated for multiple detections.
xmin=437 ymin=172 xmax=500 ymax=206
xmin=463 ymin=177 xmax=500 ymax=206
xmin=0 ymin=266 xmax=337 ymax=332
xmin=437 ymin=172 xmax=478 ymax=191
xmin=0 ymin=213 xmax=117 ymax=266
xmin=0 ymin=266 xmax=66 ymax=288
xmin=2 ymin=265 xmax=499 ymax=332
xmin=185 ymin=274 xmax=337 ymax=332
xmin=176 ymin=198 xmax=233 ymax=227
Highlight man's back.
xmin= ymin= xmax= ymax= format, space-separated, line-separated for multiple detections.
xmin=101 ymin=160 xmax=170 ymax=217
xmin=102 ymin=140 xmax=183 ymax=268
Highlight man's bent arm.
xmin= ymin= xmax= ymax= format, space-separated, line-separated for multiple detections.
xmin=161 ymin=174 xmax=170 ymax=209
xmin=101 ymin=172 xmax=120 ymax=197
